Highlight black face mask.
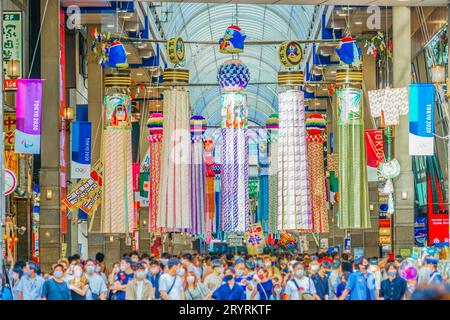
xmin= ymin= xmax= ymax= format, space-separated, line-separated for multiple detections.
xmin=224 ymin=275 xmax=233 ymax=282
xmin=363 ymin=264 xmax=369 ymax=270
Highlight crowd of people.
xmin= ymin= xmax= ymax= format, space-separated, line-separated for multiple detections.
xmin=1 ymin=250 xmax=449 ymax=300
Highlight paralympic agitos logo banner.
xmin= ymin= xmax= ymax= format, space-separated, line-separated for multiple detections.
xmin=14 ymin=79 xmax=43 ymax=154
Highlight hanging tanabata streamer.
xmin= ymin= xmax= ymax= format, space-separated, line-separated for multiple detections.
xmin=218 ymin=27 xmax=251 ymax=233
xmin=266 ymin=114 xmax=279 ymax=234
xmin=257 ymin=132 xmax=269 ymax=233
xmin=147 ymin=113 xmax=164 ymax=233
xmin=277 ymin=90 xmax=311 ymax=231
xmin=101 ymin=77 xmax=134 ymax=233
xmin=189 ymin=115 xmax=207 ymax=235
xmin=306 ymin=114 xmax=329 ymax=233
xmin=336 ymin=67 xmax=371 ymax=229
xmin=204 ymin=139 xmax=216 ymax=235
xmin=158 ymin=41 xmax=191 ymax=231
xmin=158 ymin=89 xmax=191 ymax=231
xmin=276 ymin=42 xmax=311 ymax=232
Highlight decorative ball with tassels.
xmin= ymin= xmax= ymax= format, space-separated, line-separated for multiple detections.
xmin=217 ymin=59 xmax=250 ymax=92
xmin=147 ymin=113 xmax=163 ymax=137
xmin=190 ymin=115 xmax=207 ymax=141
xmin=306 ymin=113 xmax=327 ymax=142
xmin=266 ymin=113 xmax=279 ymax=131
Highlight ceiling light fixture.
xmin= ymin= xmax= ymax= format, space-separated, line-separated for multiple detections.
xmin=354 ymin=21 xmax=363 ymax=25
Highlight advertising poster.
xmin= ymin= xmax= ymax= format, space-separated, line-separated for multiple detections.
xmin=244 ymin=222 xmax=266 ymax=255
xmin=409 ymin=84 xmax=434 ymax=156
xmin=414 ymin=217 xmax=427 ymax=247
xmin=139 ymin=173 xmax=149 ymax=207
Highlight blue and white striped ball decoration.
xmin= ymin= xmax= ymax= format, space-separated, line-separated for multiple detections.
xmin=217 ymin=59 xmax=250 ymax=92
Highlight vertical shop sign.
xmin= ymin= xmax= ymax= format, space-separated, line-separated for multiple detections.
xmin=3 ymin=112 xmax=18 ymax=174
xmin=2 ymin=11 xmax=22 ymax=91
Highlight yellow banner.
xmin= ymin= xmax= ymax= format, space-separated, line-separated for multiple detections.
xmin=244 ymin=222 xmax=266 ymax=255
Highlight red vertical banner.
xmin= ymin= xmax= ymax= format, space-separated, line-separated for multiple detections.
xmin=427 ymin=174 xmax=450 ymax=246
xmin=60 ymin=9 xmax=67 ymax=234
xmin=365 ymin=129 xmax=384 ymax=168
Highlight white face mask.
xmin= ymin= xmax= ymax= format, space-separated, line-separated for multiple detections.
xmin=74 ymin=270 xmax=83 ymax=278
xmin=186 ymin=276 xmax=195 ymax=284
xmin=120 ymin=265 xmax=126 ymax=272
xmin=177 ymin=268 xmax=186 ymax=276
xmin=95 ymin=266 xmax=101 ymax=273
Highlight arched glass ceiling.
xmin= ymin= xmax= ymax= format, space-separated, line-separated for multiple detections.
xmin=163 ymin=3 xmax=316 ymax=124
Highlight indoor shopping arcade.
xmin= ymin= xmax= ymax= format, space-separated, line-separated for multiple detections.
xmin=0 ymin=0 xmax=449 ymax=302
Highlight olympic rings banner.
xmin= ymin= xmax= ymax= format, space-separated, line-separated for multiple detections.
xmin=71 ymin=121 xmax=92 ymax=179
xmin=409 ymin=84 xmax=434 ymax=156
xmin=15 ymin=79 xmax=43 ymax=154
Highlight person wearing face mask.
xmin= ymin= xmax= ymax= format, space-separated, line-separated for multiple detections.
xmin=311 ymin=261 xmax=330 ymax=300
xmin=328 ymin=261 xmax=342 ymax=300
xmin=160 ymin=252 xmax=172 ymax=272
xmin=284 ymin=262 xmax=318 ymax=300
xmin=16 ymin=261 xmax=44 ymax=300
xmin=111 ymin=257 xmax=134 ymax=300
xmin=41 ymin=264 xmax=71 ymax=300
xmin=84 ymin=260 xmax=107 ymax=300
xmin=184 ymin=271 xmax=211 ymax=300
xmin=159 ymin=258 xmax=185 ymax=300
xmin=339 ymin=257 xmax=372 ymax=300
xmin=270 ymin=281 xmax=283 ymax=300
xmin=69 ymin=264 xmax=89 ymax=300
xmin=378 ymin=263 xmax=407 ymax=300
xmin=263 ymin=256 xmax=280 ymax=278
xmin=130 ymin=251 xmax=140 ymax=263
xmin=148 ymin=260 xmax=162 ymax=299
xmin=251 ymin=268 xmax=273 ymax=300
xmin=308 ymin=261 xmax=320 ymax=278
xmin=212 ymin=267 xmax=246 ymax=300
xmin=234 ymin=259 xmax=256 ymax=300
xmin=108 ymin=262 xmax=120 ymax=296
xmin=181 ymin=253 xmax=202 ymax=279
xmin=125 ymin=262 xmax=155 ymax=300
xmin=367 ymin=258 xmax=380 ymax=300
xmin=10 ymin=261 xmax=25 ymax=299
xmin=204 ymin=259 xmax=224 ymax=293
xmin=424 ymin=257 xmax=443 ymax=285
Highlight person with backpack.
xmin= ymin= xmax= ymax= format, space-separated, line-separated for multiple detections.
xmin=284 ymin=262 xmax=318 ymax=300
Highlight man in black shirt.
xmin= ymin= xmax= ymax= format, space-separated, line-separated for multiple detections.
xmin=379 ymin=263 xmax=407 ymax=300
xmin=341 ymin=253 xmax=353 ymax=273
xmin=311 ymin=261 xmax=331 ymax=300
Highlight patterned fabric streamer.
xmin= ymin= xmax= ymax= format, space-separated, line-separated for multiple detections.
xmin=148 ymin=135 xmax=162 ymax=233
xmin=337 ymin=88 xmax=371 ymax=229
xmin=277 ymin=90 xmax=312 ymax=232
xmin=221 ymin=128 xmax=249 ymax=232
xmin=189 ymin=137 xmax=206 ymax=235
xmin=158 ymin=90 xmax=191 ymax=230
xmin=102 ymin=129 xmax=134 ymax=233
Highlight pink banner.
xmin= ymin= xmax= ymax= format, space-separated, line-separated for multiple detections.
xmin=15 ymin=79 xmax=43 ymax=154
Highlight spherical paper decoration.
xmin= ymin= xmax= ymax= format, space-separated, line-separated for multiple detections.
xmin=306 ymin=113 xmax=326 ymax=136
xmin=147 ymin=113 xmax=163 ymax=135
xmin=190 ymin=115 xmax=207 ymax=136
xmin=266 ymin=113 xmax=279 ymax=131
xmin=217 ymin=59 xmax=250 ymax=92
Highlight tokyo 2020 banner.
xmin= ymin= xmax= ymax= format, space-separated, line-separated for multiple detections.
xmin=15 ymin=79 xmax=43 ymax=154
xmin=409 ymin=84 xmax=434 ymax=156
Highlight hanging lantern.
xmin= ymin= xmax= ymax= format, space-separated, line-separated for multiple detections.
xmin=431 ymin=65 xmax=445 ymax=85
xmin=217 ymin=59 xmax=250 ymax=92
xmin=306 ymin=114 xmax=329 ymax=233
xmin=336 ymin=66 xmax=371 ymax=229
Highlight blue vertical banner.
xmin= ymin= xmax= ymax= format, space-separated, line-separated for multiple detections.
xmin=409 ymin=84 xmax=435 ymax=156
xmin=71 ymin=121 xmax=92 ymax=179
